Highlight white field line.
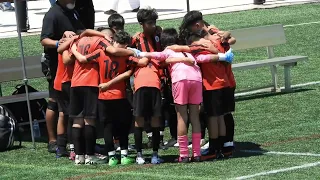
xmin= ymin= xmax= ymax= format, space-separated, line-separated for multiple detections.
xmin=240 ymin=150 xmax=320 ymax=157
xmin=233 ymin=161 xmax=320 ymax=180
xmin=284 ymin=21 xmax=320 ymax=27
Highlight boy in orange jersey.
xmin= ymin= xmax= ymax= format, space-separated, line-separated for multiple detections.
xmin=59 ymin=29 xmax=140 ymax=165
xmin=71 ymin=31 xmax=149 ymax=166
xmin=129 ymin=7 xmax=164 ymax=164
xmin=53 ymin=52 xmax=74 ymax=159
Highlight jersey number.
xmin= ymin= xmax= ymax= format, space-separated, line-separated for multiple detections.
xmin=104 ymin=60 xmax=119 ymax=79
xmin=78 ymin=44 xmax=91 ymax=55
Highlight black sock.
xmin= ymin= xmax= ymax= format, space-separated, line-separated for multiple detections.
xmin=72 ymin=127 xmax=84 ymax=155
xmin=57 ymin=134 xmax=67 ymax=151
xmin=67 ymin=117 xmax=73 ymax=144
xmin=152 ymin=127 xmax=161 ymax=152
xmin=134 ymin=127 xmax=143 ymax=153
xmin=104 ymin=122 xmax=114 ymax=153
xmin=218 ymin=136 xmax=226 ymax=150
xmin=224 ymin=113 xmax=235 ymax=142
xmin=84 ymin=125 xmax=96 ymax=155
xmin=209 ymin=138 xmax=219 ymax=153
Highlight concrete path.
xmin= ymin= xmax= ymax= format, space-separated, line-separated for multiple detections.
xmin=0 ymin=0 xmax=318 ymax=38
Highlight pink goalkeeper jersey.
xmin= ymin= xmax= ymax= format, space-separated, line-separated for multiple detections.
xmin=146 ymin=49 xmax=208 ymax=83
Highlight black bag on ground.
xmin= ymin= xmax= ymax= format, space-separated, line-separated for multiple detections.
xmin=0 ymin=105 xmax=21 ymax=151
xmin=4 ymin=84 xmax=47 ymax=124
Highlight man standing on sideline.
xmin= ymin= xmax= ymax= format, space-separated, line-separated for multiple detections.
xmin=104 ymin=0 xmax=140 ymax=15
xmin=40 ymin=0 xmax=84 ymax=153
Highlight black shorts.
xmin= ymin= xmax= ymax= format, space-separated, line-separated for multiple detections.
xmin=203 ymin=88 xmax=229 ymax=117
xmin=69 ymin=86 xmax=98 ymax=119
xmin=224 ymin=87 xmax=236 ymax=113
xmin=48 ymin=79 xmax=59 ymax=99
xmin=57 ymin=82 xmax=71 ymax=115
xmin=98 ymin=98 xmax=132 ymax=124
xmin=133 ymin=87 xmax=162 ymax=117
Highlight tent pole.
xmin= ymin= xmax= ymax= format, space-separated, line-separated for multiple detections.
xmin=186 ymin=0 xmax=190 ymax=12
xmin=13 ymin=0 xmax=36 ymax=150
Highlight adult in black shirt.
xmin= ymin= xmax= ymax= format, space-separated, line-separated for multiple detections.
xmin=40 ymin=0 xmax=84 ymax=153
xmin=75 ymin=0 xmax=95 ymax=29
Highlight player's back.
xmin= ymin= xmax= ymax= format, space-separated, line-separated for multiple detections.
xmin=97 ymin=51 xmax=130 ymax=100
xmin=71 ymin=36 xmax=102 ymax=88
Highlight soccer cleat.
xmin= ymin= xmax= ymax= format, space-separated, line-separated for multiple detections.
xmin=69 ymin=151 xmax=76 ymax=161
xmin=136 ymin=156 xmax=146 ymax=165
xmin=201 ymin=150 xmax=217 ymax=161
xmin=85 ymin=155 xmax=105 ymax=165
xmin=175 ymin=156 xmax=190 ymax=163
xmin=47 ymin=141 xmax=57 ymax=153
xmin=151 ymin=155 xmax=164 ymax=164
xmin=108 ymin=156 xmax=119 ymax=167
xmin=121 ymin=155 xmax=134 ymax=165
xmin=75 ymin=155 xmax=85 ymax=165
xmin=56 ymin=148 xmax=69 ymax=158
xmin=191 ymin=156 xmax=202 ymax=162
xmin=104 ymin=9 xmax=117 ymax=15
xmin=163 ymin=138 xmax=177 ymax=150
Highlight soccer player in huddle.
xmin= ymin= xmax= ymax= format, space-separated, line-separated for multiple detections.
xmin=72 ymin=31 xmax=150 ymax=166
xmin=130 ymin=7 xmax=164 ymax=164
xmin=58 ymin=28 xmax=139 ymax=165
xmin=178 ymin=10 xmax=236 ymax=160
xmin=138 ymin=28 xmax=234 ymax=162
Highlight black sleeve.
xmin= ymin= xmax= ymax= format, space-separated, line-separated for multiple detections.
xmin=40 ymin=13 xmax=56 ymax=41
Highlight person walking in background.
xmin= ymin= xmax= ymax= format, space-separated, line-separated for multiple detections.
xmin=0 ymin=1 xmax=14 ymax=11
xmin=104 ymin=0 xmax=140 ymax=15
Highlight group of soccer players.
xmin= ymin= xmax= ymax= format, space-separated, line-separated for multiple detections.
xmin=53 ymin=7 xmax=237 ymax=166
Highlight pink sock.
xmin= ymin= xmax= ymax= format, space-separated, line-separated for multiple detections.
xmin=178 ymin=135 xmax=189 ymax=158
xmin=192 ymin=133 xmax=201 ymax=157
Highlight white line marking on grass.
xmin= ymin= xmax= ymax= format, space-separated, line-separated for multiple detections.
xmin=123 ymin=172 xmax=212 ymax=180
xmin=284 ymin=21 xmax=320 ymax=27
xmin=240 ymin=150 xmax=320 ymax=157
xmin=234 ymin=161 xmax=320 ymax=180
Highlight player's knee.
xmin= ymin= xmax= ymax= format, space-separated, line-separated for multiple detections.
xmin=47 ymin=100 xmax=58 ymax=112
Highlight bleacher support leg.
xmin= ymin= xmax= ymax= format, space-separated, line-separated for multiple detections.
xmin=283 ymin=65 xmax=293 ymax=92
xmin=270 ymin=65 xmax=279 ymax=92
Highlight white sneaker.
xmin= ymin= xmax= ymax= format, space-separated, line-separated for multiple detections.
xmin=85 ymin=155 xmax=102 ymax=165
xmin=188 ymin=139 xmax=206 ymax=148
xmin=174 ymin=142 xmax=179 ymax=147
xmin=115 ymin=143 xmax=120 ymax=151
xmin=201 ymin=142 xmax=209 ymax=150
xmin=136 ymin=156 xmax=145 ymax=165
xmin=128 ymin=144 xmax=135 ymax=150
xmin=75 ymin=155 xmax=85 ymax=165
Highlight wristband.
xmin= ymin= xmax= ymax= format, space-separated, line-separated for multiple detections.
xmin=56 ymin=41 xmax=59 ymax=48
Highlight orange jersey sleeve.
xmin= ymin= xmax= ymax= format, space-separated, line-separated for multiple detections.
xmin=54 ymin=54 xmax=64 ymax=91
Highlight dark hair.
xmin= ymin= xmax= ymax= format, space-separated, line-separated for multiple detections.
xmin=160 ymin=28 xmax=178 ymax=49
xmin=108 ymin=14 xmax=125 ymax=31
xmin=96 ymin=27 xmax=115 ymax=33
xmin=179 ymin=11 xmax=203 ymax=45
xmin=137 ymin=8 xmax=158 ymax=23
xmin=113 ymin=31 xmax=131 ymax=45
xmin=186 ymin=29 xmax=208 ymax=45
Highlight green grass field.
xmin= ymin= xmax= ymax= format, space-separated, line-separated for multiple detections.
xmin=1 ymin=3 xmax=320 ymax=180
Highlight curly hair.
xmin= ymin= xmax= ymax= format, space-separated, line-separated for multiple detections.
xmin=137 ymin=7 xmax=158 ymax=23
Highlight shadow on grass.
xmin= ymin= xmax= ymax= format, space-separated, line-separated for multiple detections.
xmin=236 ymin=88 xmax=314 ymax=102
xmin=232 ymin=141 xmax=265 ymax=159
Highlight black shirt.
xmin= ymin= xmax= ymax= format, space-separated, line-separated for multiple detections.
xmin=40 ymin=1 xmax=84 ymax=77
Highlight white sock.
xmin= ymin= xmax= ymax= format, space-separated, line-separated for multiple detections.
xmin=108 ymin=151 xmax=116 ymax=156
xmin=69 ymin=144 xmax=74 ymax=150
xmin=121 ymin=149 xmax=128 ymax=156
